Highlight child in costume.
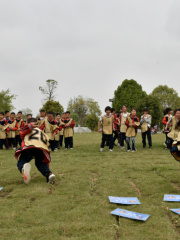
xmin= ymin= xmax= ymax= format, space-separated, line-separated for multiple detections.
xmin=5 ymin=111 xmax=10 ymax=121
xmin=0 ymin=112 xmax=9 ymax=150
xmin=162 ymin=108 xmax=172 ymax=148
xmin=63 ymin=111 xmax=75 ymax=149
xmin=37 ymin=109 xmax=46 ymax=128
xmin=15 ymin=118 xmax=55 ymax=184
xmin=15 ymin=111 xmax=24 ymax=148
xmin=24 ymin=114 xmax=32 ymax=125
xmin=40 ymin=111 xmax=58 ymax=151
xmin=54 ymin=113 xmax=61 ymax=150
xmin=125 ymin=108 xmax=140 ymax=152
xmin=7 ymin=112 xmax=18 ymax=149
xmin=120 ymin=105 xmax=130 ymax=149
xmin=140 ymin=107 xmax=152 ymax=149
xmin=113 ymin=111 xmax=120 ymax=146
xmin=171 ymin=132 xmax=180 ymax=162
xmin=59 ymin=113 xmax=66 ymax=148
xmin=98 ymin=106 xmax=115 ymax=152
xmin=165 ymin=109 xmax=180 ymax=149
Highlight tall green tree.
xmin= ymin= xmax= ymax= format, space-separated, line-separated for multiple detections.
xmin=0 ymin=89 xmax=16 ymax=112
xmin=135 ymin=95 xmax=161 ymax=126
xmin=151 ymin=85 xmax=180 ymax=113
xmin=39 ymin=79 xmax=58 ymax=101
xmin=41 ymin=100 xmax=64 ymax=116
xmin=84 ymin=114 xmax=99 ymax=131
xmin=67 ymin=96 xmax=101 ymax=126
xmin=113 ymin=79 xmax=147 ymax=111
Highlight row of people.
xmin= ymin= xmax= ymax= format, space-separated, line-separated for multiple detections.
xmin=0 ymin=110 xmax=75 ymax=151
xmin=98 ymin=106 xmax=152 ymax=152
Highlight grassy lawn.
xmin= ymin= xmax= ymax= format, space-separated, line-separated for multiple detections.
xmin=1 ymin=132 xmax=180 ymax=240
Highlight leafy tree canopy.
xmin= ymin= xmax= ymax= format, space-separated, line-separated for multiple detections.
xmin=84 ymin=113 xmax=99 ymax=131
xmin=41 ymin=100 xmax=64 ymax=116
xmin=113 ymin=79 xmax=147 ymax=111
xmin=151 ymin=85 xmax=180 ymax=113
xmin=0 ymin=89 xmax=17 ymax=112
xmin=67 ymin=95 xmax=101 ymax=126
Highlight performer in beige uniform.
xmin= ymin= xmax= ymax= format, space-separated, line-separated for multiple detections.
xmin=15 ymin=118 xmax=55 ymax=184
xmin=165 ymin=109 xmax=180 ymax=149
xmin=140 ymin=107 xmax=152 ymax=149
xmin=98 ymin=106 xmax=115 ymax=152
xmin=120 ymin=105 xmax=130 ymax=149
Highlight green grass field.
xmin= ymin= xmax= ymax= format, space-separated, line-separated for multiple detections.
xmin=1 ymin=133 xmax=180 ymax=240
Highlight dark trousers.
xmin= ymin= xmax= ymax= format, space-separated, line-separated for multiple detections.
xmin=8 ymin=138 xmax=16 ymax=148
xmin=49 ymin=140 xmax=55 ymax=151
xmin=165 ymin=132 xmax=168 ymax=144
xmin=142 ymin=129 xmax=152 ymax=147
xmin=166 ymin=136 xmax=173 ymax=149
xmin=113 ymin=131 xmax=119 ymax=144
xmin=15 ymin=135 xmax=22 ymax=148
xmin=171 ymin=146 xmax=180 ymax=156
xmin=60 ymin=135 xmax=63 ymax=147
xmin=101 ymin=133 xmax=113 ymax=149
xmin=54 ymin=140 xmax=59 ymax=149
xmin=120 ymin=132 xmax=126 ymax=147
xmin=65 ymin=137 xmax=73 ymax=149
xmin=17 ymin=148 xmax=51 ymax=176
xmin=0 ymin=139 xmax=7 ymax=149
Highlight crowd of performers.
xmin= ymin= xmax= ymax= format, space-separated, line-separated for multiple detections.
xmin=98 ymin=105 xmax=180 ymax=160
xmin=0 ymin=110 xmax=75 ymax=151
xmin=0 ymin=110 xmax=75 ymax=184
xmin=0 ymin=106 xmax=180 ymax=185
xmin=98 ymin=105 xmax=152 ymax=152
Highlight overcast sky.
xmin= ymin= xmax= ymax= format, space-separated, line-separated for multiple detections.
xmin=0 ymin=0 xmax=180 ymax=116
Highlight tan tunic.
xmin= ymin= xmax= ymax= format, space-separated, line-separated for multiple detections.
xmin=64 ymin=119 xmax=74 ymax=138
xmin=7 ymin=121 xmax=17 ymax=138
xmin=126 ymin=117 xmax=140 ymax=137
xmin=168 ymin=117 xmax=180 ymax=140
xmin=44 ymin=119 xmax=58 ymax=141
xmin=16 ymin=119 xmax=23 ymax=136
xmin=38 ymin=118 xmax=45 ymax=128
xmin=24 ymin=128 xmax=49 ymax=151
xmin=141 ymin=115 xmax=151 ymax=133
xmin=102 ymin=115 xmax=114 ymax=135
xmin=0 ymin=124 xmax=8 ymax=139
xmin=120 ymin=113 xmax=130 ymax=133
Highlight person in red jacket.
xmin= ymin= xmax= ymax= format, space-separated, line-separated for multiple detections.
xmin=162 ymin=108 xmax=172 ymax=148
xmin=15 ymin=118 xmax=55 ymax=184
xmin=125 ymin=109 xmax=140 ymax=152
xmin=7 ymin=112 xmax=18 ymax=149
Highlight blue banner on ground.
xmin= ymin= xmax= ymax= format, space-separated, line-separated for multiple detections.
xmin=164 ymin=195 xmax=180 ymax=202
xmin=0 ymin=188 xmax=3 ymax=191
xmin=109 ymin=196 xmax=140 ymax=204
xmin=170 ymin=209 xmax=180 ymax=215
xmin=110 ymin=208 xmax=150 ymax=221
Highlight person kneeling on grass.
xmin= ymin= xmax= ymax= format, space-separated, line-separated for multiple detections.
xmin=14 ymin=118 xmax=55 ymax=184
xmin=125 ymin=108 xmax=140 ymax=152
xmin=98 ymin=106 xmax=115 ymax=152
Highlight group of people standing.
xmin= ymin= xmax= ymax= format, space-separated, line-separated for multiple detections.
xmin=0 ymin=110 xmax=75 ymax=151
xmin=98 ymin=105 xmax=152 ymax=152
